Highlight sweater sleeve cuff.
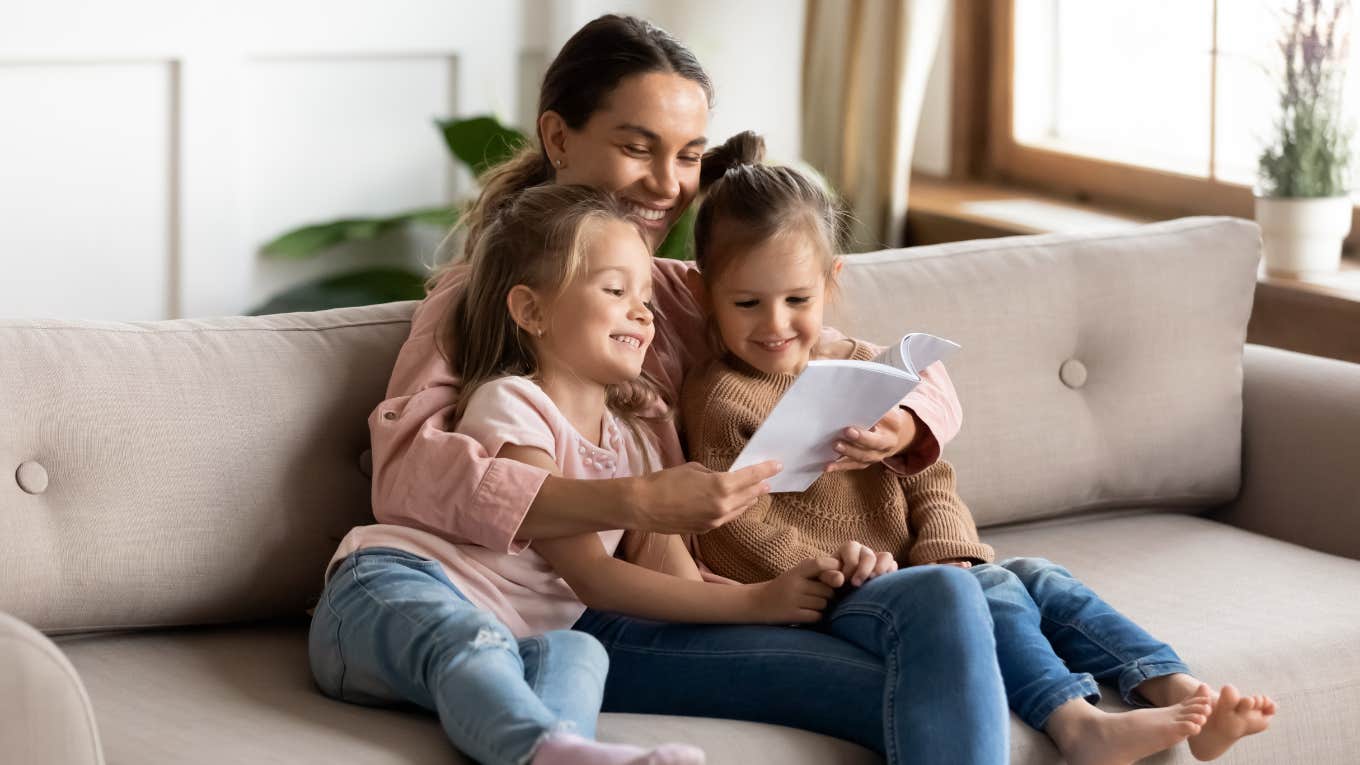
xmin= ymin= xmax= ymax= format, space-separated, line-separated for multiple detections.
xmin=907 ymin=540 xmax=995 ymax=567
xmin=472 ymin=457 xmax=550 ymax=554
xmin=884 ymin=404 xmax=943 ymax=476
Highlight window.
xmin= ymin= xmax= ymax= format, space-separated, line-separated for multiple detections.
xmin=992 ymin=0 xmax=1358 ymax=222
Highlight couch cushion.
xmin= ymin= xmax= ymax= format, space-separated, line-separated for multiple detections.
xmin=56 ymin=621 xmax=877 ymax=765
xmin=0 ymin=303 xmax=416 ymax=632
xmin=56 ymin=512 xmax=1359 ymax=764
xmin=827 ymin=217 xmax=1261 ymax=527
xmin=984 ymin=512 xmax=1360 ymax=764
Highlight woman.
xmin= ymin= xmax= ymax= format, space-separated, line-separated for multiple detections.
xmin=331 ymin=14 xmax=1008 ymax=763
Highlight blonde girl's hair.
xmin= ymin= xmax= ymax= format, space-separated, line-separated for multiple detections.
xmin=428 ymin=14 xmax=715 ymax=284
xmin=440 ymin=184 xmax=669 ymax=444
xmin=692 ymin=131 xmax=850 ymax=354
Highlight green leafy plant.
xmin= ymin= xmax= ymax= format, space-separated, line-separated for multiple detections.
xmin=250 ymin=115 xmax=694 ymax=315
xmin=1258 ymin=0 xmax=1354 ymax=198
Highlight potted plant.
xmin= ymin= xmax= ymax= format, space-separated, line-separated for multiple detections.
xmin=1255 ymin=0 xmax=1355 ymax=276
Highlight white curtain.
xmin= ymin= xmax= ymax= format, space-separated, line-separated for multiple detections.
xmin=802 ymin=0 xmax=948 ymax=250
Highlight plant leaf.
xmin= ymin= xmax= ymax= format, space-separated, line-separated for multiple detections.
xmin=655 ymin=207 xmax=696 ymax=260
xmin=437 ymin=115 xmax=528 ymax=177
xmin=248 ymin=267 xmax=428 ymax=315
xmin=261 ymin=206 xmax=458 ymax=259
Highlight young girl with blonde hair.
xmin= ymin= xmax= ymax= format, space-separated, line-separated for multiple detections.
xmin=679 ymin=130 xmax=1277 ymax=765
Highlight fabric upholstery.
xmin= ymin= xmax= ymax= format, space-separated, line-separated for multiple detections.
xmin=53 ymin=511 xmax=1360 ymax=765
xmin=984 ymin=511 xmax=1360 ymax=764
xmin=827 ymin=217 xmax=1261 ymax=527
xmin=0 ymin=304 xmax=412 ymax=632
xmin=1216 ymin=344 xmax=1360 ymax=560
xmin=56 ymin=621 xmax=876 ymax=765
xmin=0 ymin=610 xmax=104 ymax=765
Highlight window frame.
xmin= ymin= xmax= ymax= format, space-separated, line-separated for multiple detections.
xmin=976 ymin=0 xmax=1360 ymax=243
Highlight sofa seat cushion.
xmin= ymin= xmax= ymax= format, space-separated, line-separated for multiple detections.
xmin=984 ymin=512 xmax=1360 ymax=764
xmin=55 ymin=621 xmax=876 ymax=765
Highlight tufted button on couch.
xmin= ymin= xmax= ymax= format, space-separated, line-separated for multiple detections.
xmin=3 ymin=217 xmax=1358 ymax=764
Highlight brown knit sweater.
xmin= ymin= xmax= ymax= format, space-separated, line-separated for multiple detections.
xmin=681 ymin=342 xmax=994 ymax=584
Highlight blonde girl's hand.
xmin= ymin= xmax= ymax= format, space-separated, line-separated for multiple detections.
xmin=825 ymin=407 xmax=920 ymax=474
xmin=836 ymin=540 xmax=899 ymax=587
xmin=748 ymin=557 xmax=842 ymax=623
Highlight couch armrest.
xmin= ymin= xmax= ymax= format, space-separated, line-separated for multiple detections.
xmin=1213 ymin=345 xmax=1360 ymax=560
xmin=0 ymin=610 xmax=105 ymax=765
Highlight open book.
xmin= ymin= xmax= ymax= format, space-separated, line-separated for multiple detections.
xmin=729 ymin=333 xmax=961 ymax=493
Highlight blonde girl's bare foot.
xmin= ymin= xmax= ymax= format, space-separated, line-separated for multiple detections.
xmin=1047 ymin=695 xmax=1211 ymax=765
xmin=1188 ymin=684 xmax=1277 ymax=761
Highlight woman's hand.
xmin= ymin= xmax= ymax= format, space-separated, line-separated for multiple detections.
xmin=628 ymin=460 xmax=781 ymax=534
xmin=747 ymin=557 xmax=843 ymax=623
xmin=835 ymin=540 xmax=899 ymax=587
xmin=824 ymin=407 xmax=920 ymax=474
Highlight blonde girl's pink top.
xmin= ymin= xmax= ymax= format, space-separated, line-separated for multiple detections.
xmin=328 ymin=375 xmax=682 ymax=637
xmin=357 ymin=257 xmax=961 ymax=554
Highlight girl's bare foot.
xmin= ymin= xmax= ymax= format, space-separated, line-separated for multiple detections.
xmin=1046 ymin=694 xmax=1211 ymax=765
xmin=1188 ymin=684 xmax=1277 ymax=761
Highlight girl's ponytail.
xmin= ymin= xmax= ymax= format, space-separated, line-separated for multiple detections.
xmin=699 ymin=130 xmax=766 ymax=190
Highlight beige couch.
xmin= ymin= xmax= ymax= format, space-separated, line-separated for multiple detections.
xmin=4 ymin=217 xmax=1358 ymax=765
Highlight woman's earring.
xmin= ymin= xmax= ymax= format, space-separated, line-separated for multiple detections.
xmin=554 ymin=158 xmax=564 ymax=169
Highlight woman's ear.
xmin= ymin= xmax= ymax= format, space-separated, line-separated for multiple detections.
xmin=684 ymin=268 xmax=708 ymax=308
xmin=506 ymin=285 xmax=545 ymax=336
xmin=539 ymin=111 xmax=569 ymax=171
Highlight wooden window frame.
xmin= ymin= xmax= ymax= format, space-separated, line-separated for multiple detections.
xmin=959 ymin=0 xmax=1360 ymax=245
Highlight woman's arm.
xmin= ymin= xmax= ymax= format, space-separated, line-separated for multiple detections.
xmin=501 ymin=443 xmax=836 ymax=623
xmin=618 ymin=531 xmax=705 ymax=581
xmin=534 ymin=533 xmax=838 ymax=624
xmin=369 ymin=270 xmax=775 ymax=550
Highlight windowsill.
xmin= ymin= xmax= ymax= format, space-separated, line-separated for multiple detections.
xmin=907 ymin=175 xmax=1360 ymax=364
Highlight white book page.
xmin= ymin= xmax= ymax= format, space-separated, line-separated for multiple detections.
xmin=728 ymin=333 xmax=961 ymax=493
xmin=729 ymin=361 xmax=915 ymax=493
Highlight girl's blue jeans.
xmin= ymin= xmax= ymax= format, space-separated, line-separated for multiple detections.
xmin=971 ymin=557 xmax=1191 ymax=731
xmin=573 ymin=564 xmax=1010 ymax=765
xmin=311 ymin=551 xmax=1010 ymax=765
xmin=308 ymin=548 xmax=609 ymax=765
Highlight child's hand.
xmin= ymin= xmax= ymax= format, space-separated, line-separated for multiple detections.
xmin=748 ymin=557 xmax=842 ymax=623
xmin=835 ymin=540 xmax=899 ymax=587
xmin=825 ymin=407 xmax=919 ymax=473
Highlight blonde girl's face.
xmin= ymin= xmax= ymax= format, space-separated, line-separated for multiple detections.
xmin=710 ymin=232 xmax=829 ymax=376
xmin=548 ymin=72 xmax=709 ymax=253
xmin=540 ymin=219 xmax=656 ymax=386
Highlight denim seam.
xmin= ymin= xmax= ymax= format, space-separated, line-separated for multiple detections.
xmin=322 ymin=578 xmax=349 ymax=700
xmin=1025 ymin=674 xmax=1100 ymax=730
xmin=1119 ymin=659 xmax=1192 ymax=707
xmin=827 ymin=604 xmax=901 ymax=763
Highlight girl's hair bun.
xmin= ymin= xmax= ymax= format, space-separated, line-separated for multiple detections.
xmin=700 ymin=130 xmax=766 ymax=190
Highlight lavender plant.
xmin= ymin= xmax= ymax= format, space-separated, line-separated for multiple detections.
xmin=1258 ymin=0 xmax=1354 ymax=197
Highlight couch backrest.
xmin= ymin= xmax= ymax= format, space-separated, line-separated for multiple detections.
xmin=1 ymin=304 xmax=413 ymax=633
xmin=827 ymin=216 xmax=1260 ymax=528
xmin=0 ymin=217 xmax=1260 ymax=633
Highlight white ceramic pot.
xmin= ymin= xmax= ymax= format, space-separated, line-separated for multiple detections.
xmin=1253 ymin=195 xmax=1353 ymax=276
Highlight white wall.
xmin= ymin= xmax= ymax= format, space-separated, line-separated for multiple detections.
xmin=0 ymin=2 xmax=836 ymax=320
xmin=529 ymin=0 xmax=806 ymax=163
xmin=1 ymin=0 xmax=523 ymax=320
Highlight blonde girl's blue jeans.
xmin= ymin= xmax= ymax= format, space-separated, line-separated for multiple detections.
xmin=308 ymin=548 xmax=609 ymax=765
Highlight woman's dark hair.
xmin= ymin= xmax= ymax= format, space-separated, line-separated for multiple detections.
xmin=693 ymin=130 xmax=847 ymax=281
xmin=441 ymin=14 xmax=714 ymax=275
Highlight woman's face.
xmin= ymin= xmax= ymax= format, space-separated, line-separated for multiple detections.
xmin=546 ymin=72 xmax=710 ymax=252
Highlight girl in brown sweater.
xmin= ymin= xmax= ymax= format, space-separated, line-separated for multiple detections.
xmin=678 ymin=131 xmax=1275 ymax=765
